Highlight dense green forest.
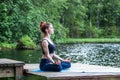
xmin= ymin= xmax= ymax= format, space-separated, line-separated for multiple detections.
xmin=0 ymin=0 xmax=120 ymax=43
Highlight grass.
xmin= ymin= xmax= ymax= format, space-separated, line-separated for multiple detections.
xmin=0 ymin=42 xmax=17 ymax=49
xmin=1 ymin=38 xmax=120 ymax=49
xmin=62 ymin=38 xmax=120 ymax=43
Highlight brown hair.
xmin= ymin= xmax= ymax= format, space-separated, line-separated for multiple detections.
xmin=40 ymin=21 xmax=51 ymax=34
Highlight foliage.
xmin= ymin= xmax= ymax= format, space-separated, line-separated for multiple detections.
xmin=18 ymin=35 xmax=37 ymax=49
xmin=0 ymin=42 xmax=17 ymax=49
xmin=62 ymin=0 xmax=87 ymax=38
xmin=86 ymin=26 xmax=103 ymax=38
xmin=0 ymin=0 xmax=120 ymax=44
xmin=102 ymin=26 xmax=119 ymax=38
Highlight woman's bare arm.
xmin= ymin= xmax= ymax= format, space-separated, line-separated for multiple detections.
xmin=54 ymin=52 xmax=71 ymax=62
xmin=53 ymin=53 xmax=64 ymax=61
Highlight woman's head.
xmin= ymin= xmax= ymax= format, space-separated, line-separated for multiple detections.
xmin=40 ymin=21 xmax=54 ymax=35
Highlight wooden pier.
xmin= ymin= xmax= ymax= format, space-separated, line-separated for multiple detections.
xmin=0 ymin=58 xmax=120 ymax=80
xmin=24 ymin=63 xmax=120 ymax=80
xmin=0 ymin=58 xmax=24 ymax=80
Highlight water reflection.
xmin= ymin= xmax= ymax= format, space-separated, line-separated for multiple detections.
xmin=0 ymin=50 xmax=42 ymax=63
xmin=0 ymin=43 xmax=120 ymax=67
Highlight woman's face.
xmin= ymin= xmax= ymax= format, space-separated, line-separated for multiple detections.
xmin=47 ymin=24 xmax=54 ymax=35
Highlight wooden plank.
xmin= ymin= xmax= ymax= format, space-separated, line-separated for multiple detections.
xmin=0 ymin=58 xmax=24 ymax=80
xmin=24 ymin=72 xmax=120 ymax=80
xmin=26 ymin=72 xmax=120 ymax=80
xmin=24 ymin=63 xmax=120 ymax=72
xmin=0 ymin=58 xmax=24 ymax=67
xmin=0 ymin=67 xmax=14 ymax=77
xmin=14 ymin=66 xmax=24 ymax=80
xmin=24 ymin=63 xmax=120 ymax=80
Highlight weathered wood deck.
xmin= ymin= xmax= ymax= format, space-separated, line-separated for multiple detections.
xmin=24 ymin=63 xmax=120 ymax=80
xmin=0 ymin=58 xmax=24 ymax=80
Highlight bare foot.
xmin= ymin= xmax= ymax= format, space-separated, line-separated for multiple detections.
xmin=65 ymin=58 xmax=71 ymax=62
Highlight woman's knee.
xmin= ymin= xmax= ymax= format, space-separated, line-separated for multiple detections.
xmin=53 ymin=65 xmax=62 ymax=72
xmin=68 ymin=62 xmax=71 ymax=68
xmin=61 ymin=62 xmax=71 ymax=69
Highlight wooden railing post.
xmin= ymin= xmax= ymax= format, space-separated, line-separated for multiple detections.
xmin=0 ymin=58 xmax=24 ymax=80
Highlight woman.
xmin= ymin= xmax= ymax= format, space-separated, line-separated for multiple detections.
xmin=39 ymin=21 xmax=71 ymax=72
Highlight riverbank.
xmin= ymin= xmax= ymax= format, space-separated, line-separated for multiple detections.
xmin=62 ymin=38 xmax=120 ymax=43
xmin=1 ymin=38 xmax=120 ymax=50
xmin=0 ymin=42 xmax=17 ymax=50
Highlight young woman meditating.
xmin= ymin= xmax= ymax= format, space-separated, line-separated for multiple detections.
xmin=39 ymin=21 xmax=71 ymax=72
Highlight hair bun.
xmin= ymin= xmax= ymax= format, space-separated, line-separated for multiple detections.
xmin=40 ymin=21 xmax=45 ymax=28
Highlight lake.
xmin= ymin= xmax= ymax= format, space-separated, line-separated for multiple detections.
xmin=0 ymin=43 xmax=120 ymax=67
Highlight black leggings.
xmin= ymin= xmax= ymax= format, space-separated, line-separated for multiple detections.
xmin=40 ymin=59 xmax=71 ymax=72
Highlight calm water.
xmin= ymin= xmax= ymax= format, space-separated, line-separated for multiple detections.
xmin=0 ymin=43 xmax=120 ymax=67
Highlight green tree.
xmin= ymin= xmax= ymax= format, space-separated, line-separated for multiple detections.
xmin=62 ymin=0 xmax=87 ymax=38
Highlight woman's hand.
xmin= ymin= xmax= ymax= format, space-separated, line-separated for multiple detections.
xmin=54 ymin=58 xmax=71 ymax=65
xmin=64 ymin=57 xmax=71 ymax=62
xmin=55 ymin=59 xmax=61 ymax=65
